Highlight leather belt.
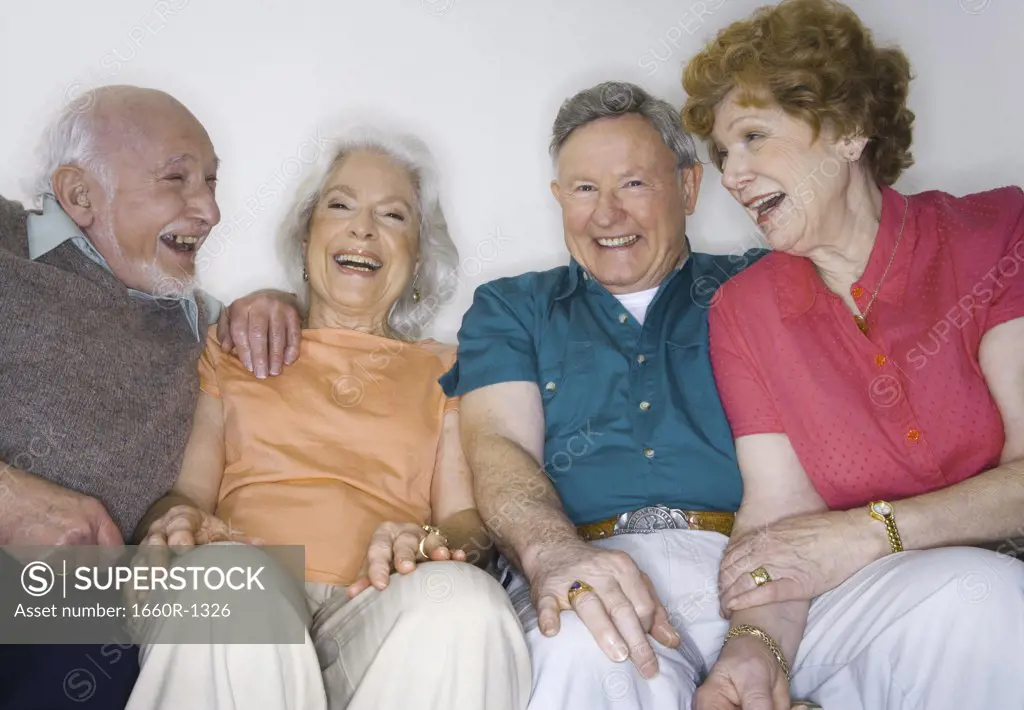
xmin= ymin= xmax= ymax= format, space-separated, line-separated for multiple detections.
xmin=577 ymin=505 xmax=735 ymax=541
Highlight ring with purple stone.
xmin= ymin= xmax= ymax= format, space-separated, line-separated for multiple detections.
xmin=567 ymin=579 xmax=596 ymax=605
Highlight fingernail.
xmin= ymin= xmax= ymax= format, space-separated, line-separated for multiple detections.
xmin=611 ymin=645 xmax=629 ymax=662
xmin=255 ymin=366 xmax=267 ymax=379
xmin=243 ymin=355 xmax=253 ymax=371
xmin=270 ymin=365 xmax=281 ymax=376
xmin=220 ymin=339 xmax=230 ymax=350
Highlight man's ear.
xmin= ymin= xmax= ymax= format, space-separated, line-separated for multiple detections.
xmin=680 ymin=163 xmax=703 ymax=216
xmin=51 ymin=165 xmax=96 ymax=228
xmin=550 ymin=179 xmax=564 ymax=207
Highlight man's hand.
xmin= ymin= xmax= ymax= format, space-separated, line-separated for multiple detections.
xmin=0 ymin=469 xmax=122 ymax=546
xmin=525 ymin=539 xmax=679 ymax=679
xmin=694 ymin=635 xmax=790 ymax=710
xmin=218 ymin=289 xmax=302 ymax=379
xmin=346 ymin=521 xmax=467 ymax=598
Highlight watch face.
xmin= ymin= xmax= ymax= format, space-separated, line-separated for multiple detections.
xmin=871 ymin=501 xmax=893 ymax=517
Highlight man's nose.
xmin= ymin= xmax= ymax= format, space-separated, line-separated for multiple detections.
xmin=188 ymin=182 xmax=220 ymax=230
xmin=592 ymin=190 xmax=625 ymax=227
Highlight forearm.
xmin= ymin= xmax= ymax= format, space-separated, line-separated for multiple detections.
xmin=896 ymin=457 xmax=1024 ymax=550
xmin=131 ymin=492 xmax=200 ymax=543
xmin=726 ymin=600 xmax=809 ymax=674
xmin=469 ymin=432 xmax=578 ymax=574
xmin=434 ymin=507 xmax=496 ymax=570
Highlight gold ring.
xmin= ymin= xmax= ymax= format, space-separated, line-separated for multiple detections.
xmin=418 ymin=524 xmax=447 ymax=558
xmin=750 ymin=566 xmax=772 ymax=587
xmin=567 ymin=580 xmax=595 ymax=605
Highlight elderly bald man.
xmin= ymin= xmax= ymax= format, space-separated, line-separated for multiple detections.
xmin=0 ymin=85 xmax=301 ymax=709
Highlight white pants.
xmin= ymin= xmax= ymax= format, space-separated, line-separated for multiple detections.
xmin=504 ymin=530 xmax=1024 ymax=710
xmin=127 ymin=545 xmax=531 ymax=710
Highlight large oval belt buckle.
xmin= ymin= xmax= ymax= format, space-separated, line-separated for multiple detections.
xmin=620 ymin=505 xmax=690 ymax=534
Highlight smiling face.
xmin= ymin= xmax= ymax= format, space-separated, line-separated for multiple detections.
xmin=304 ymin=149 xmax=420 ymax=325
xmin=711 ymin=88 xmax=865 ymax=255
xmin=57 ymin=90 xmax=221 ymax=296
xmin=551 ymin=113 xmax=701 ymax=294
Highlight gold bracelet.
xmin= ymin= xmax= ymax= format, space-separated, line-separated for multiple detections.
xmin=723 ymin=624 xmax=791 ymax=680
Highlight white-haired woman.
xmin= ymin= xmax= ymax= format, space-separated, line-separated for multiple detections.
xmin=128 ymin=128 xmax=532 ymax=710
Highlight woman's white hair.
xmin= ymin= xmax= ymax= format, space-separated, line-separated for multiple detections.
xmin=279 ymin=125 xmax=460 ymax=341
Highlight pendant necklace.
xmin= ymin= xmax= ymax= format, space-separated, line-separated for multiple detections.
xmin=852 ymin=194 xmax=909 ymax=336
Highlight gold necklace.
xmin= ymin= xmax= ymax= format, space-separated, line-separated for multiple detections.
xmin=852 ymin=194 xmax=909 ymax=336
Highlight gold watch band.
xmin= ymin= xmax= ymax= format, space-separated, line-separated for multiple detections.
xmin=868 ymin=500 xmax=904 ymax=554
xmin=723 ymin=624 xmax=791 ymax=680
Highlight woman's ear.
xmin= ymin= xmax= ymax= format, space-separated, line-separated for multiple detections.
xmin=838 ymin=135 xmax=869 ymax=163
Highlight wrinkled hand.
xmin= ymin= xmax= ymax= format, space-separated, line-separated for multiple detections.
xmin=140 ymin=505 xmax=256 ymax=549
xmin=695 ymin=635 xmax=790 ymax=710
xmin=719 ymin=510 xmax=876 ymax=616
xmin=526 ymin=539 xmax=679 ymax=680
xmin=0 ymin=471 xmax=122 ymax=547
xmin=218 ymin=289 xmax=302 ymax=379
xmin=128 ymin=506 xmax=258 ymax=608
xmin=346 ymin=521 xmax=466 ymax=598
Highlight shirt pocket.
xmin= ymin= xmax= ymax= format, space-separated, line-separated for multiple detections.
xmin=539 ymin=340 xmax=596 ymax=439
xmin=665 ymin=337 xmax=722 ymax=419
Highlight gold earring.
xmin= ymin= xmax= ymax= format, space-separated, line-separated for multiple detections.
xmin=302 ymin=268 xmax=308 ymax=282
xmin=412 ymin=287 xmax=421 ymax=302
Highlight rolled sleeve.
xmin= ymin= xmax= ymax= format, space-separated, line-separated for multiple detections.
xmin=984 ymin=187 xmax=1024 ymax=333
xmin=440 ymin=281 xmax=538 ymax=397
xmin=708 ymin=291 xmax=784 ymax=437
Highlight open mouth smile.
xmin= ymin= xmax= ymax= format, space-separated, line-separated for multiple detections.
xmin=596 ymin=234 xmax=640 ymax=248
xmin=333 ymin=252 xmax=383 ymax=273
xmin=745 ymin=193 xmax=787 ymax=225
xmin=159 ymin=233 xmax=202 ymax=254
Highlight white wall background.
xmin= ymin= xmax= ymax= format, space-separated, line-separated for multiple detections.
xmin=2 ymin=0 xmax=1021 ymax=342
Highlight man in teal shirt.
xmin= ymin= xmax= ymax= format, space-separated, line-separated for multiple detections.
xmin=441 ymin=82 xmax=764 ymax=709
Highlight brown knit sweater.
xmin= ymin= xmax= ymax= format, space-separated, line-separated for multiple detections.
xmin=0 ymin=196 xmax=204 ymax=539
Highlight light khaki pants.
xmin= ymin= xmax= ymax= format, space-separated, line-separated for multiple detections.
xmin=127 ymin=550 xmax=532 ymax=710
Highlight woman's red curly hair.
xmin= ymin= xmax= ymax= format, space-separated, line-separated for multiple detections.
xmin=681 ymin=0 xmax=915 ymax=186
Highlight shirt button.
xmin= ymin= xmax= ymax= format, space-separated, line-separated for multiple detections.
xmin=639 ymin=401 xmax=651 ymax=411
xmin=636 ymin=354 xmax=646 ymax=364
xmin=906 ymin=428 xmax=921 ymax=442
xmin=643 ymin=447 xmax=655 ymax=458
xmin=618 ymin=313 xmax=629 ymax=324
xmin=851 ymin=285 xmax=865 ymax=299
xmin=875 ymin=354 xmax=887 ymax=367
xmin=544 ymin=381 xmax=557 ymax=392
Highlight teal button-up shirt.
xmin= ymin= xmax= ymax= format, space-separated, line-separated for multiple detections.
xmin=441 ymin=249 xmax=766 ymax=526
xmin=26 ymin=196 xmax=216 ymax=339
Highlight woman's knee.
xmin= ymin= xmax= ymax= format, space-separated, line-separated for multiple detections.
xmin=397 ymin=561 xmax=516 ymax=621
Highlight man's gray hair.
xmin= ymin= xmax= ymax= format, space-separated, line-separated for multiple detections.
xmin=31 ymin=94 xmax=113 ymax=204
xmin=280 ymin=125 xmax=460 ymax=340
xmin=550 ymin=81 xmax=699 ymax=169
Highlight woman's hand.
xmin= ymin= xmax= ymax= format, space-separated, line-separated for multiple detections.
xmin=695 ymin=634 xmax=790 ymax=710
xmin=345 ymin=521 xmax=466 ymax=598
xmin=127 ymin=505 xmax=257 ymax=610
xmin=141 ymin=504 xmax=257 ymax=550
xmin=719 ymin=509 xmax=882 ymax=615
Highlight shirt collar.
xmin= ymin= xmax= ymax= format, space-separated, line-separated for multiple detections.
xmin=554 ymin=241 xmax=693 ymax=302
xmin=775 ymin=185 xmax=914 ymax=320
xmin=27 ymin=196 xmax=204 ymax=341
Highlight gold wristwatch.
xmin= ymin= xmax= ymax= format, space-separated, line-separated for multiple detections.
xmin=868 ymin=500 xmax=904 ymax=554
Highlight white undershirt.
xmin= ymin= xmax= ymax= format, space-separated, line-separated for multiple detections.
xmin=612 ymin=286 xmax=660 ymax=325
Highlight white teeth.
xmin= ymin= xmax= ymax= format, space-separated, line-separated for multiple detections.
xmin=750 ymin=194 xmax=784 ymax=210
xmin=597 ymin=234 xmax=639 ymax=247
xmin=170 ymin=235 xmax=199 ymax=245
xmin=334 ymin=254 xmax=383 ymax=269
